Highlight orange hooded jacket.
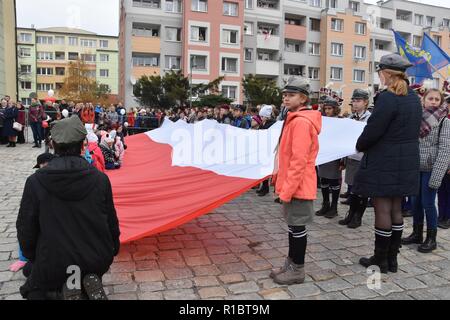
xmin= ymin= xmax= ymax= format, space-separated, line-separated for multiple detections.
xmin=273 ymin=108 xmax=322 ymax=202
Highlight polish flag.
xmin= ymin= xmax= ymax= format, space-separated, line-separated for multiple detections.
xmin=107 ymin=118 xmax=365 ymax=243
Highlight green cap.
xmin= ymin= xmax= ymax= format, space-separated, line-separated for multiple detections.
xmin=50 ymin=116 xmax=87 ymax=144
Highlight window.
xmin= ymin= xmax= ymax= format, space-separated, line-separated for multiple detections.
xmin=326 ymin=0 xmax=337 ymax=8
xmin=19 ymin=47 xmax=31 ymax=57
xmin=37 ymin=52 xmax=53 ymax=60
xmin=443 ymin=19 xmax=450 ymax=27
xmin=100 ymin=54 xmax=110 ymax=62
xmin=309 ymin=42 xmax=320 ymax=55
xmin=80 ymin=39 xmax=97 ymax=48
xmin=191 ymin=55 xmax=207 ymax=71
xmin=37 ymin=83 xmax=54 ymax=91
xmin=414 ymin=14 xmax=423 ymax=26
xmin=37 ymin=67 xmax=54 ymax=75
xmin=353 ymin=69 xmax=365 ymax=82
xmin=21 ymin=98 xmax=32 ymax=106
xmin=99 ymin=40 xmax=109 ymax=48
xmin=308 ymin=67 xmax=319 ymax=80
xmin=99 ymin=84 xmax=110 ymax=92
xmin=133 ymin=23 xmax=160 ymax=37
xmin=245 ymin=0 xmax=253 ymax=9
xmin=413 ymin=36 xmax=422 ymax=48
xmin=222 ymin=29 xmax=238 ymax=45
xmin=349 ymin=1 xmax=359 ymax=12
xmin=223 ymin=2 xmax=238 ymax=16
xmin=132 ymin=54 xmax=159 ymax=66
xmin=433 ymin=35 xmax=442 ymax=46
xmin=165 ymin=0 xmax=182 ymax=13
xmin=55 ymin=52 xmax=65 ymax=60
xmin=331 ymin=18 xmax=343 ymax=32
xmin=68 ymin=52 xmax=79 ymax=60
xmin=20 ymin=33 xmax=32 ymax=42
xmin=165 ymin=56 xmax=181 ymax=69
xmin=84 ymin=70 xmax=97 ymax=78
xmin=258 ymin=23 xmax=279 ymax=36
xmin=21 ymin=81 xmax=32 ymax=90
xmin=330 ymin=67 xmax=343 ymax=80
xmin=310 ymin=0 xmax=321 ymax=7
xmin=37 ymin=36 xmax=53 ymax=45
xmin=355 ymin=22 xmax=366 ymax=35
xmin=81 ymin=54 xmax=96 ymax=63
xmin=132 ymin=0 xmax=160 ymax=8
xmin=257 ymin=50 xmax=275 ymax=61
xmin=21 ymin=65 xmax=32 ymax=74
xmin=310 ymin=18 xmax=321 ymax=32
xmin=244 ymin=48 xmax=253 ymax=61
xmin=221 ymin=57 xmax=238 ymax=73
xmin=331 ymin=43 xmax=344 ymax=56
xmin=191 ymin=26 xmax=208 ymax=42
xmin=244 ymin=22 xmax=253 ymax=35
xmin=166 ymin=27 xmax=181 ymax=42
xmin=426 ymin=16 xmax=435 ymax=27
xmin=69 ymin=37 xmax=78 ymax=46
xmin=100 ymin=69 xmax=109 ymax=77
xmin=354 ymin=45 xmax=366 ymax=59
xmin=55 ymin=36 xmax=65 ymax=45
xmin=192 ymin=0 xmax=207 ymax=12
xmin=257 ymin=0 xmax=279 ymax=9
xmin=375 ymin=42 xmax=385 ymax=50
xmin=222 ymin=86 xmax=237 ymax=100
xmin=55 ymin=67 xmax=65 ymax=76
xmin=285 ymin=40 xmax=302 ymax=53
xmin=284 ymin=65 xmax=304 ymax=76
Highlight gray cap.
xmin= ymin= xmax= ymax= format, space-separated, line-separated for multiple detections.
xmin=352 ymin=88 xmax=370 ymax=100
xmin=283 ymin=77 xmax=311 ymax=96
xmin=50 ymin=116 xmax=87 ymax=144
xmin=376 ymin=53 xmax=413 ymax=72
xmin=322 ymin=96 xmax=339 ymax=108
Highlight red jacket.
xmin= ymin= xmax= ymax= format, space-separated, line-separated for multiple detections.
xmin=88 ymin=142 xmax=105 ymax=173
xmin=273 ymin=108 xmax=322 ymax=202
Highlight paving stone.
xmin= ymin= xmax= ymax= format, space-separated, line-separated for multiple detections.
xmin=134 ymin=270 xmax=165 ymax=282
xmin=198 ymin=287 xmax=228 ymax=299
xmin=316 ymin=278 xmax=354 ymax=292
xmin=194 ymin=276 xmax=220 ymax=287
xmin=393 ymin=277 xmax=428 ymax=290
xmin=228 ymin=281 xmax=260 ymax=294
xmin=343 ymin=286 xmax=379 ymax=300
xmin=113 ymin=283 xmax=138 ymax=294
xmin=288 ymin=283 xmax=321 ymax=299
xmin=109 ymin=293 xmax=138 ymax=300
xmin=139 ymin=282 xmax=165 ymax=292
xmin=372 ymin=281 xmax=404 ymax=297
xmin=163 ymin=268 xmax=193 ymax=280
xmin=192 ymin=265 xmax=222 ymax=276
xmin=415 ymin=274 xmax=448 ymax=287
xmin=428 ymin=287 xmax=450 ymax=299
xmin=164 ymin=289 xmax=198 ymax=300
xmin=219 ymin=274 xmax=245 ymax=284
xmin=138 ymin=292 xmax=164 ymax=300
xmin=259 ymin=288 xmax=291 ymax=300
xmin=165 ymin=279 xmax=193 ymax=290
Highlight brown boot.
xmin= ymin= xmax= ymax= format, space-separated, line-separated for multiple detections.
xmin=273 ymin=261 xmax=305 ymax=285
xmin=269 ymin=257 xmax=291 ymax=279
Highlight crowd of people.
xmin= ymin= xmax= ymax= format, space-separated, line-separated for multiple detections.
xmin=3 ymin=52 xmax=450 ymax=298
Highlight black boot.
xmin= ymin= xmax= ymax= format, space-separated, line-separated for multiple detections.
xmin=324 ymin=203 xmax=338 ymax=219
xmin=340 ymin=198 xmax=351 ymax=205
xmin=348 ymin=197 xmax=367 ymax=229
xmin=257 ymin=180 xmax=270 ymax=197
xmin=11 ymin=141 xmax=16 ymax=148
xmin=315 ymin=201 xmax=330 ymax=216
xmin=339 ymin=208 xmax=355 ymax=225
xmin=359 ymin=229 xmax=391 ymax=274
xmin=418 ymin=229 xmax=437 ymax=253
xmin=388 ymin=224 xmax=403 ymax=273
xmin=401 ymin=224 xmax=423 ymax=245
xmin=6 ymin=142 xmax=12 ymax=147
xmin=340 ymin=191 xmax=350 ymax=199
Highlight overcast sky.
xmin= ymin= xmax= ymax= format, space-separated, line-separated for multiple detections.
xmin=16 ymin=0 xmax=119 ymax=36
xmin=15 ymin=0 xmax=450 ymax=37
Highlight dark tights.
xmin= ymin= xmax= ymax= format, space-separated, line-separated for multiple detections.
xmin=373 ymin=197 xmax=403 ymax=230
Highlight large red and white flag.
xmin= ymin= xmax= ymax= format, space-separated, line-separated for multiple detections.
xmin=107 ymin=118 xmax=366 ymax=243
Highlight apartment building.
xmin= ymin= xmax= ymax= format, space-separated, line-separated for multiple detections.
xmin=0 ymin=0 xmax=17 ymax=99
xmin=119 ymin=0 xmax=450 ymax=109
xmin=16 ymin=27 xmax=119 ymax=105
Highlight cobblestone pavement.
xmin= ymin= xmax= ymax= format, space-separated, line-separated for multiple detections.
xmin=1 ymin=140 xmax=450 ymax=300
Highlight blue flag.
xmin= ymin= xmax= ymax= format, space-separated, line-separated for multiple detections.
xmin=422 ymin=33 xmax=450 ymax=71
xmin=392 ymin=30 xmax=433 ymax=84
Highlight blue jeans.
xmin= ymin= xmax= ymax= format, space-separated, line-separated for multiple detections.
xmin=413 ymin=171 xmax=438 ymax=229
xmin=30 ymin=122 xmax=42 ymax=144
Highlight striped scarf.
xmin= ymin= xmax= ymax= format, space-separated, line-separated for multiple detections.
xmin=420 ymin=102 xmax=449 ymax=138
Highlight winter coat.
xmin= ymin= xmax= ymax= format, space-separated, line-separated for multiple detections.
xmin=273 ymin=108 xmax=322 ymax=202
xmin=231 ymin=116 xmax=250 ymax=129
xmin=88 ymin=142 xmax=106 ymax=173
xmin=100 ymin=143 xmax=116 ymax=165
xmin=28 ymin=104 xmax=44 ymax=123
xmin=259 ymin=119 xmax=276 ymax=130
xmin=419 ymin=116 xmax=450 ymax=189
xmin=353 ymin=89 xmax=422 ymax=197
xmin=16 ymin=156 xmax=120 ymax=291
xmin=2 ymin=106 xmax=19 ymax=137
xmin=114 ymin=138 xmax=125 ymax=164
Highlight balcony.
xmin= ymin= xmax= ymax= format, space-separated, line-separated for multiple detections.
xmin=396 ymin=9 xmax=412 ymax=23
xmin=256 ymin=60 xmax=280 ymax=76
xmin=284 ymin=64 xmax=305 ymax=77
xmin=132 ymin=36 xmax=161 ymax=54
xmin=257 ymin=0 xmax=280 ymax=10
xmin=283 ymin=51 xmax=306 ymax=65
xmin=284 ymin=24 xmax=307 ymax=42
xmin=375 ymin=49 xmax=392 ymax=62
xmin=132 ymin=66 xmax=160 ymax=79
xmin=257 ymin=34 xmax=280 ymax=50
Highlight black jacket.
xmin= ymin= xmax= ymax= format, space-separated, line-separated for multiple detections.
xmin=16 ymin=156 xmax=120 ymax=290
xmin=353 ymin=89 xmax=422 ymax=197
xmin=260 ymin=119 xmax=276 ymax=130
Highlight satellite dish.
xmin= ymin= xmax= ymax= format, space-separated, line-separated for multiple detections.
xmin=130 ymin=76 xmax=137 ymax=85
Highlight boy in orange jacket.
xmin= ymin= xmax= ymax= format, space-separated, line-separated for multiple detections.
xmin=271 ymin=77 xmax=322 ymax=285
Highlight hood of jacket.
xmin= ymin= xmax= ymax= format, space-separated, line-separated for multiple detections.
xmin=285 ymin=109 xmax=322 ymax=135
xmin=34 ymin=156 xmax=100 ymax=201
